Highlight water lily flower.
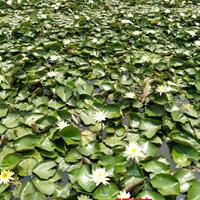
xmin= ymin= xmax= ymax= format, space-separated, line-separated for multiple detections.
xmin=125 ymin=92 xmax=135 ymax=99
xmin=91 ymin=167 xmax=110 ymax=186
xmin=0 ymin=75 xmax=7 ymax=84
xmin=94 ymin=111 xmax=108 ymax=122
xmin=132 ymin=30 xmax=141 ymax=36
xmin=88 ymin=0 xmax=94 ymax=4
xmin=49 ymin=55 xmax=60 ymax=62
xmin=121 ymin=19 xmax=133 ymax=24
xmin=78 ymin=195 xmax=92 ymax=200
xmin=124 ymin=142 xmax=145 ymax=162
xmin=117 ymin=191 xmax=131 ymax=199
xmin=194 ymin=40 xmax=200 ymax=47
xmin=47 ymin=71 xmax=62 ymax=78
xmin=156 ymin=85 xmax=170 ymax=95
xmin=7 ymin=0 xmax=12 ymax=5
xmin=0 ymin=170 xmax=14 ymax=184
xmin=92 ymin=38 xmax=98 ymax=43
xmin=187 ymin=30 xmax=196 ymax=37
xmin=57 ymin=121 xmax=69 ymax=130
xmin=164 ymin=9 xmax=170 ymax=14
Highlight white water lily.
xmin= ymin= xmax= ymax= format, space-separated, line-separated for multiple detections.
xmin=47 ymin=71 xmax=62 ymax=78
xmin=88 ymin=0 xmax=94 ymax=4
xmin=187 ymin=30 xmax=196 ymax=37
xmin=121 ymin=19 xmax=132 ymax=24
xmin=164 ymin=9 xmax=170 ymax=14
xmin=125 ymin=92 xmax=135 ymax=99
xmin=94 ymin=111 xmax=107 ymax=122
xmin=132 ymin=30 xmax=141 ymax=36
xmin=194 ymin=40 xmax=200 ymax=47
xmin=47 ymin=71 xmax=58 ymax=77
xmin=49 ymin=55 xmax=60 ymax=62
xmin=0 ymin=75 xmax=7 ymax=83
xmin=92 ymin=38 xmax=98 ymax=43
xmin=7 ymin=0 xmax=12 ymax=5
xmin=40 ymin=14 xmax=47 ymax=19
xmin=78 ymin=195 xmax=92 ymax=200
xmin=117 ymin=191 xmax=131 ymax=199
xmin=57 ymin=121 xmax=69 ymax=130
xmin=156 ymin=85 xmax=170 ymax=95
xmin=91 ymin=167 xmax=110 ymax=186
xmin=52 ymin=3 xmax=61 ymax=10
xmin=0 ymin=170 xmax=14 ymax=184
xmin=124 ymin=142 xmax=145 ymax=162
xmin=146 ymin=29 xmax=156 ymax=34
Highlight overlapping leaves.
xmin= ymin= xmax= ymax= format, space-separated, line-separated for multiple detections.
xmin=0 ymin=0 xmax=200 ymax=199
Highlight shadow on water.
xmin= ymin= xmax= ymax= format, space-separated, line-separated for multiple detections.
xmin=156 ymin=141 xmax=177 ymax=171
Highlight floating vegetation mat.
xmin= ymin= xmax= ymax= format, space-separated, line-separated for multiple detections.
xmin=0 ymin=0 xmax=200 ymax=199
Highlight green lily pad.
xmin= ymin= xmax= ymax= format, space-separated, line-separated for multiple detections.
xmin=36 ymin=116 xmax=57 ymax=129
xmin=187 ymin=181 xmax=200 ymax=200
xmin=14 ymin=135 xmax=40 ymax=151
xmin=151 ymin=174 xmax=180 ymax=196
xmin=17 ymin=158 xmax=37 ymax=176
xmin=33 ymin=161 xmax=57 ymax=179
xmin=93 ymin=183 xmax=119 ymax=200
xmin=60 ymin=125 xmax=81 ymax=145
xmin=143 ymin=160 xmax=171 ymax=174
xmin=139 ymin=119 xmax=161 ymax=138
xmin=32 ymin=178 xmax=56 ymax=196
xmin=1 ymin=153 xmax=22 ymax=170
xmin=55 ymin=85 xmax=73 ymax=102
xmin=77 ymin=165 xmax=96 ymax=192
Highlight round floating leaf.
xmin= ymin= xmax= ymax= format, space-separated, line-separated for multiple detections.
xmin=17 ymin=158 xmax=37 ymax=176
xmin=143 ymin=160 xmax=170 ymax=174
xmin=33 ymin=161 xmax=57 ymax=179
xmin=128 ymin=113 xmax=140 ymax=128
xmin=33 ymin=178 xmax=56 ymax=196
xmin=77 ymin=165 xmax=96 ymax=192
xmin=93 ymin=183 xmax=119 ymax=200
xmin=145 ymin=104 xmax=165 ymax=117
xmin=1 ymin=153 xmax=22 ymax=170
xmin=0 ymin=184 xmax=9 ymax=194
xmin=36 ymin=116 xmax=57 ymax=129
xmin=53 ymin=184 xmax=71 ymax=198
xmin=0 ymin=104 xmax=8 ymax=118
xmin=14 ymin=135 xmax=40 ymax=151
xmin=2 ymin=113 xmax=22 ymax=128
xmin=175 ymin=169 xmax=195 ymax=193
xmin=60 ymin=125 xmax=81 ymax=145
xmin=19 ymin=181 xmax=35 ymax=200
xmin=139 ymin=118 xmax=161 ymax=138
xmin=55 ymin=86 xmax=72 ymax=102
xmin=187 ymin=181 xmax=200 ymax=200
xmin=172 ymin=144 xmax=198 ymax=167
xmin=80 ymin=110 xmax=96 ymax=125
xmin=151 ymin=174 xmax=180 ymax=196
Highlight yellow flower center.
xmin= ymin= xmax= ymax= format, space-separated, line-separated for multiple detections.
xmin=98 ymin=172 xmax=104 ymax=177
xmin=1 ymin=172 xmax=9 ymax=179
xmin=131 ymin=148 xmax=138 ymax=154
xmin=159 ymin=86 xmax=165 ymax=92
